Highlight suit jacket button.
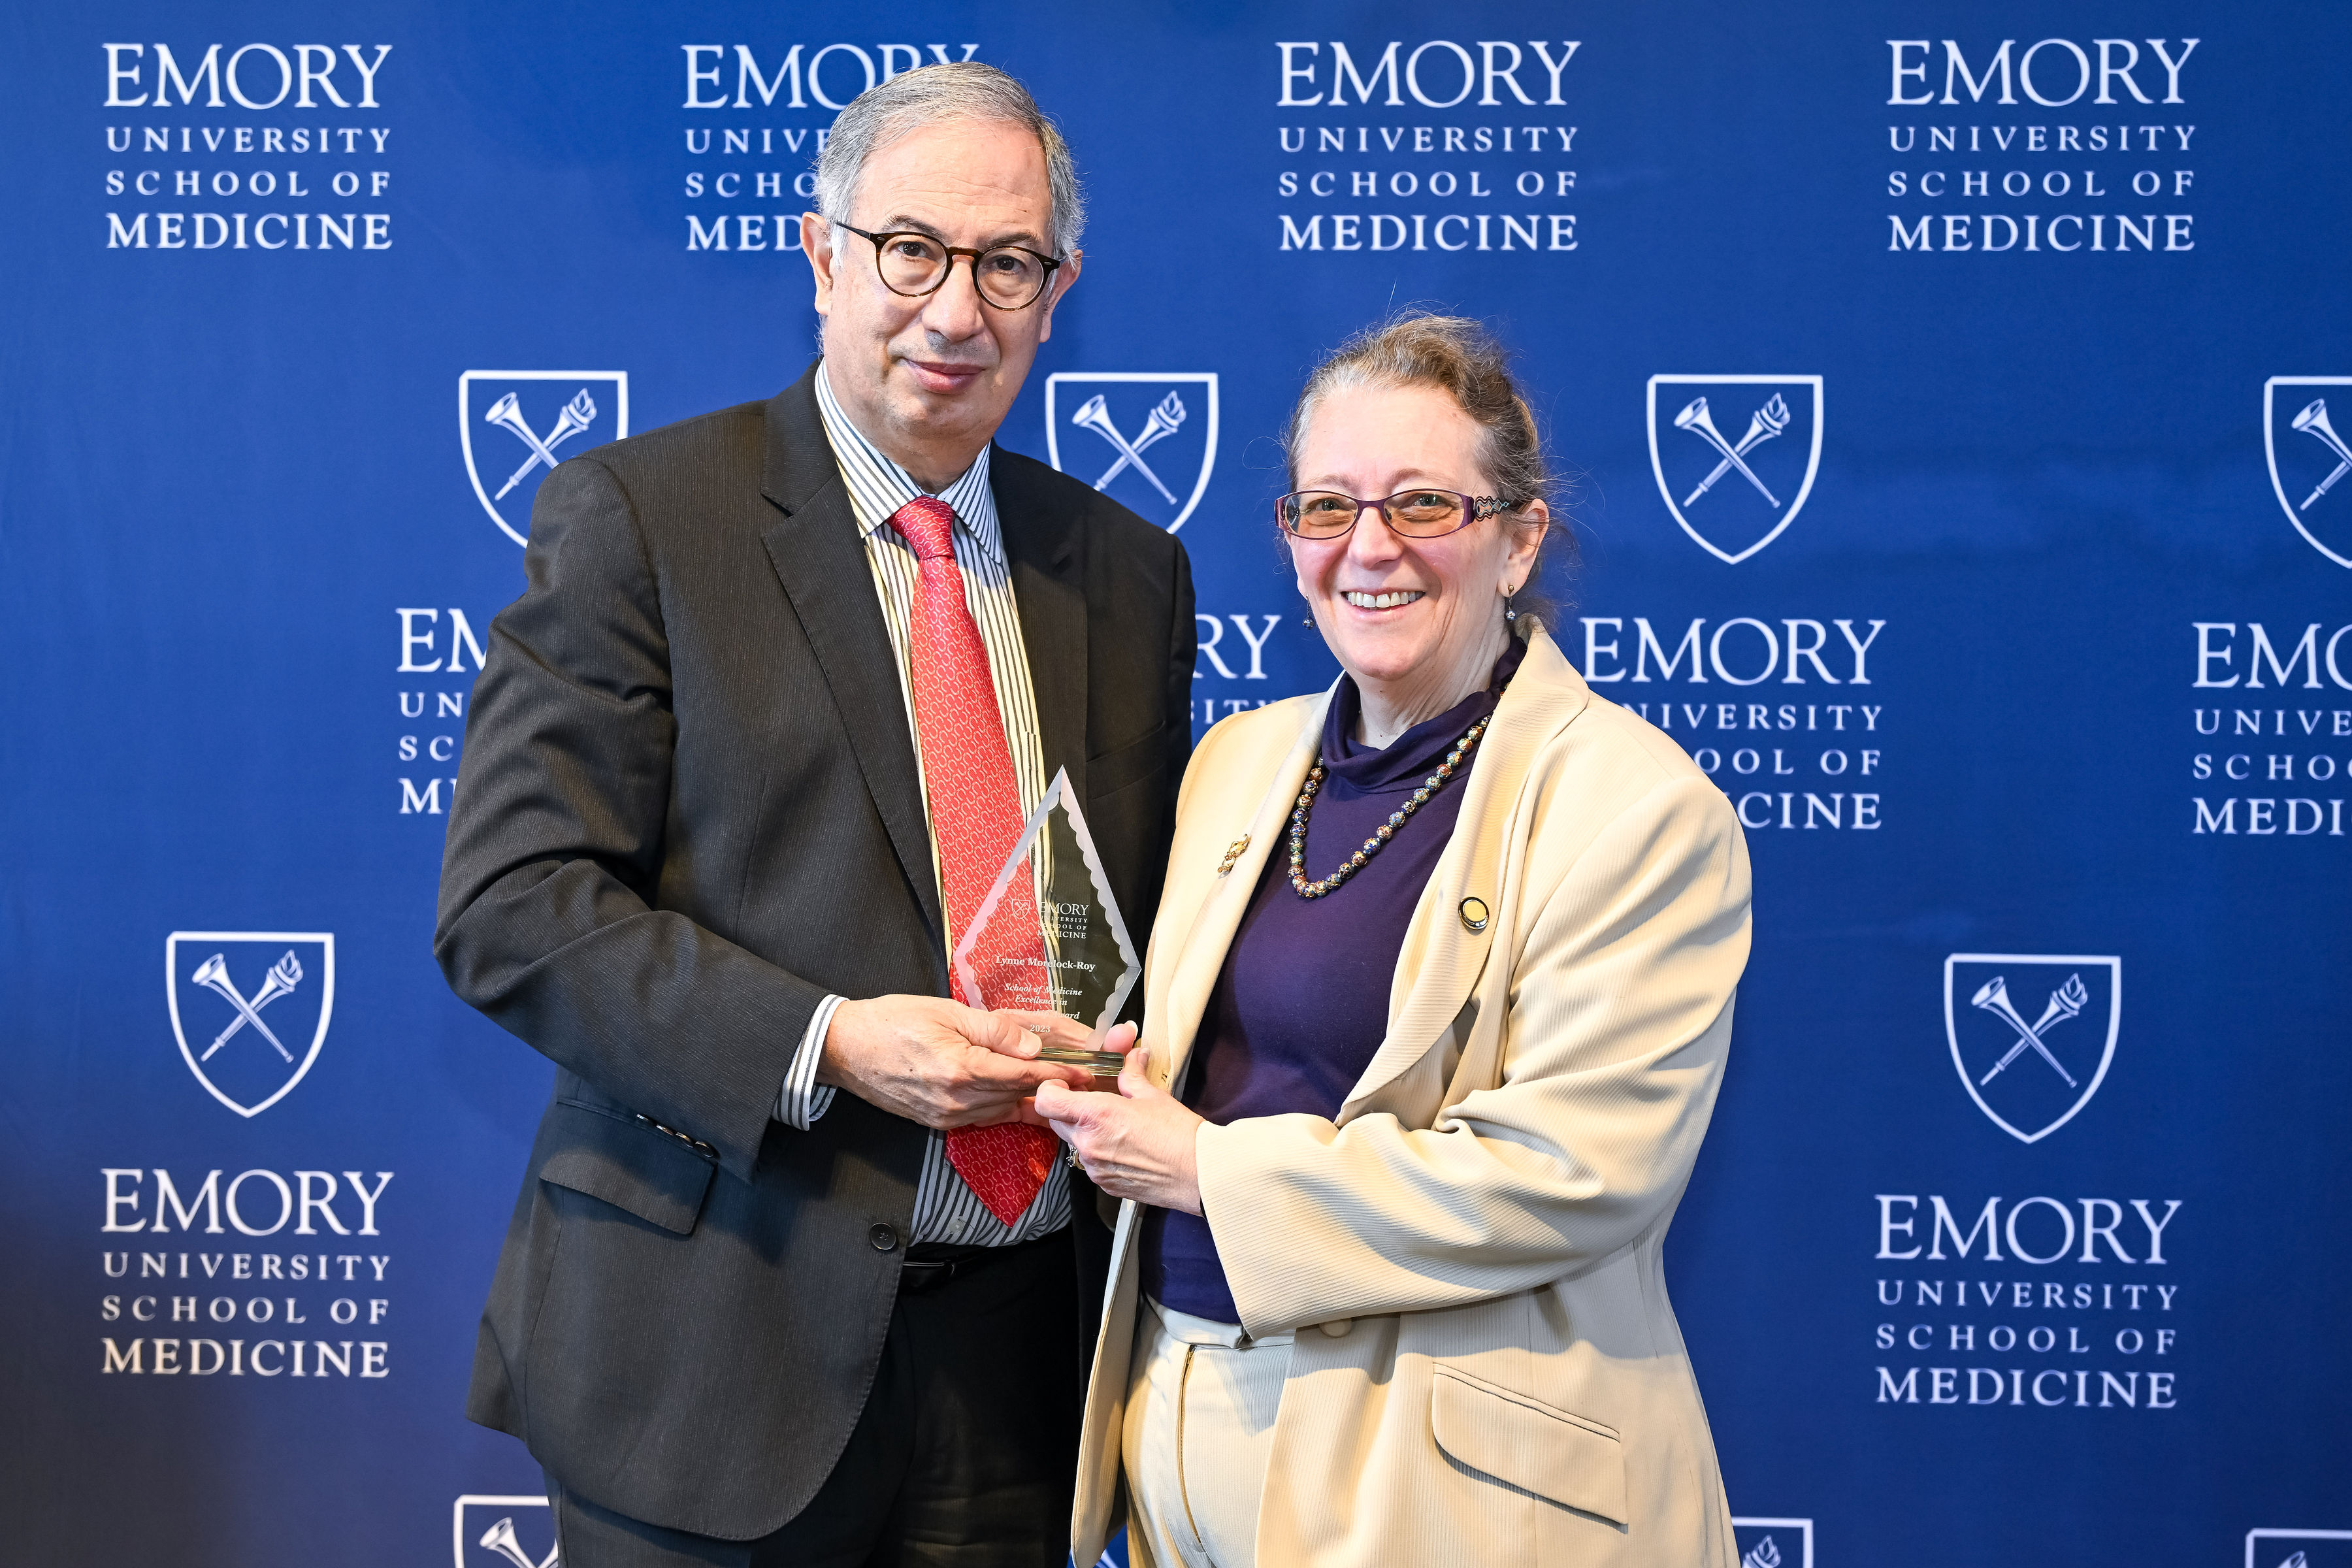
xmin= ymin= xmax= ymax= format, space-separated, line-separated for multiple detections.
xmin=1319 ymin=1318 xmax=1352 ymax=1338
xmin=869 ymin=1223 xmax=899 ymax=1252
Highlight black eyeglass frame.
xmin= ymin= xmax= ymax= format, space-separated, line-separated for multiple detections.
xmin=1277 ymin=489 xmax=1522 ymax=540
xmin=823 ymin=217 xmax=1063 ymax=310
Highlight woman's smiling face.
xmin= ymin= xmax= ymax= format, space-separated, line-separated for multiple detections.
xmin=1287 ymin=382 xmax=1543 ymax=698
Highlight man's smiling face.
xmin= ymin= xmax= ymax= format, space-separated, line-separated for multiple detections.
xmin=802 ymin=118 xmax=1079 ymax=489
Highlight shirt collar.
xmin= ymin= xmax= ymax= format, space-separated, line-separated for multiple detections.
xmin=814 ymin=361 xmax=1004 ymax=564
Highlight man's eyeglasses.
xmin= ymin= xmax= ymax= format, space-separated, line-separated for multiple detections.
xmin=821 ymin=217 xmax=1061 ymax=310
xmin=1277 ymin=489 xmax=1518 ymax=539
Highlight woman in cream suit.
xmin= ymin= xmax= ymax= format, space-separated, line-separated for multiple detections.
xmin=1030 ymin=315 xmax=1752 ymax=1568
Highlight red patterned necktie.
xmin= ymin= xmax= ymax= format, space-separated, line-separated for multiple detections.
xmin=889 ymin=496 xmax=1060 ymax=1226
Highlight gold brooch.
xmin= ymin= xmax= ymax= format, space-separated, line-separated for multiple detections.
xmin=1216 ymin=834 xmax=1250 ymax=874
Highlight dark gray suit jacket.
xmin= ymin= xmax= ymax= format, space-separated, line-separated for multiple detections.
xmin=434 ymin=362 xmax=1195 ymax=1539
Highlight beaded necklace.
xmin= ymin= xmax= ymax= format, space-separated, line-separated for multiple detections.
xmin=1286 ymin=714 xmax=1492 ymax=899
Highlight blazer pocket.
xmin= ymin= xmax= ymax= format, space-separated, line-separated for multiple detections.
xmin=1431 ymin=1364 xmax=1627 ymax=1526
xmin=1086 ymin=724 xmax=1168 ymax=800
xmin=537 ymin=1100 xmax=716 ymax=1236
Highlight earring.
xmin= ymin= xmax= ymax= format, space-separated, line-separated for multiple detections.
xmin=1502 ymin=583 xmax=1520 ymax=621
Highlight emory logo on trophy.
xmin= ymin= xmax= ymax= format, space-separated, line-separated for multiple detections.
xmin=460 ymin=370 xmax=630 ymax=546
xmin=1043 ymin=372 xmax=1219 ymax=532
xmin=2263 ymin=376 xmax=2352 ymax=568
xmin=1646 ymin=374 xmax=1824 ymax=564
xmin=452 ymin=1495 xmax=559 ymax=1568
xmin=165 ymin=931 xmax=335 ymax=1119
xmin=1731 ymin=1517 xmax=1814 ymax=1568
xmin=1944 ymin=953 xmax=2121 ymax=1145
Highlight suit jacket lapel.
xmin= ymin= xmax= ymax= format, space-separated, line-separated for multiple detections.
xmin=756 ymin=367 xmax=945 ymax=947
xmin=1341 ymin=627 xmax=1590 ymax=1117
xmin=1152 ymin=690 xmax=1330 ymax=1093
xmin=991 ymin=451 xmax=1088 ymax=802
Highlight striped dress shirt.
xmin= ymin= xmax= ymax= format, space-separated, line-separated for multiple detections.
xmin=773 ymin=364 xmax=1070 ymax=1247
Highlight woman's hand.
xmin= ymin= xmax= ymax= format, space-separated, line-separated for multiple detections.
xmin=1028 ymin=1045 xmax=1205 ymax=1216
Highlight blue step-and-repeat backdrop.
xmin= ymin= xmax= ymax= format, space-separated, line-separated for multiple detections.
xmin=3 ymin=3 xmax=2347 ymax=1565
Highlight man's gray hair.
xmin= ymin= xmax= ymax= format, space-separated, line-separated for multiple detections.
xmin=812 ymin=61 xmax=1086 ymax=261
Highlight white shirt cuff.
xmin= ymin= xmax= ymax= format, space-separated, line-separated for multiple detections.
xmin=776 ymin=994 xmax=843 ymax=1130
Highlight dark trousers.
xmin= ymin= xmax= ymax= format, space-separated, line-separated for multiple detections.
xmin=549 ymin=1230 xmax=1085 ymax=1568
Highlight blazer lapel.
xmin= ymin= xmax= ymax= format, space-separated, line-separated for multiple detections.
xmin=1341 ymin=627 xmax=1590 ymax=1117
xmin=991 ymin=452 xmax=1088 ymax=800
xmin=1152 ymin=691 xmax=1330 ymax=1091
xmin=755 ymin=368 xmax=944 ymax=946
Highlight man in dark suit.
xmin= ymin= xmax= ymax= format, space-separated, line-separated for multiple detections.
xmin=436 ymin=63 xmax=1193 ymax=1567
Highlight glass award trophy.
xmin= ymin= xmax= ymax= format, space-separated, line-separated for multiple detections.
xmin=951 ymin=767 xmax=1141 ymax=1080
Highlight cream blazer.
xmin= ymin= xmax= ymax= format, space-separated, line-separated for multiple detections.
xmin=1072 ymin=625 xmax=1753 ymax=1568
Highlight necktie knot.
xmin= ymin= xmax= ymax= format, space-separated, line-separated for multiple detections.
xmin=889 ymin=496 xmax=958 ymax=562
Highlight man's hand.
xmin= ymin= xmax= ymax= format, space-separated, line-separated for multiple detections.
xmin=1028 ymin=1047 xmax=1205 ymax=1215
xmin=817 ymin=995 xmax=1090 ymax=1130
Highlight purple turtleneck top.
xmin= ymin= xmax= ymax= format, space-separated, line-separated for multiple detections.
xmin=1139 ymin=638 xmax=1526 ymax=1323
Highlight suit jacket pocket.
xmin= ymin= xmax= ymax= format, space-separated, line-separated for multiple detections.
xmin=538 ymin=1100 xmax=717 ymax=1236
xmin=1086 ymin=723 xmax=1168 ymax=801
xmin=1431 ymin=1363 xmax=1627 ymax=1525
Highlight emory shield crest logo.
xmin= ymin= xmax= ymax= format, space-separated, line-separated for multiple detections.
xmin=2244 ymin=1529 xmax=2352 ymax=1568
xmin=1647 ymin=374 xmax=1824 ymax=564
xmin=460 ymin=370 xmax=630 ymax=546
xmin=1731 ymin=1519 xmax=1814 ymax=1568
xmin=1944 ymin=953 xmax=2120 ymax=1144
xmin=453 ymin=1495 xmax=559 ymax=1568
xmin=2264 ymin=376 xmax=2352 ymax=568
xmin=1043 ymin=372 xmax=1219 ymax=531
xmin=166 ymin=932 xmax=335 ymax=1118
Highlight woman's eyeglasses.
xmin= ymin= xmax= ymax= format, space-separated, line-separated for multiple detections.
xmin=1277 ymin=489 xmax=1516 ymax=539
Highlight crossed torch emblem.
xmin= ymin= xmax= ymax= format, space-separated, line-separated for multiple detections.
xmin=1970 ymin=972 xmax=2089 ymax=1088
xmin=189 ymin=950 xmax=304 ymax=1064
xmin=485 ymin=389 xmax=598 ymax=500
xmin=1673 ymin=393 xmax=1791 ymax=509
xmin=2289 ymin=398 xmax=2352 ymax=511
xmin=478 ymin=1516 xmax=559 ymax=1568
xmin=1071 ymin=391 xmax=1188 ymax=506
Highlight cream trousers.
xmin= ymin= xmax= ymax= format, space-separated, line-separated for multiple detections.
xmin=1120 ymin=1299 xmax=1294 ymax=1568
